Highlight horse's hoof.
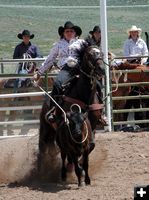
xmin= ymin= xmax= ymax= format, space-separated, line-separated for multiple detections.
xmin=78 ymin=181 xmax=85 ymax=187
xmin=66 ymin=163 xmax=74 ymax=173
xmin=85 ymin=179 xmax=91 ymax=185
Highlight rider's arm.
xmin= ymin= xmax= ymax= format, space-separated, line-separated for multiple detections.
xmin=13 ymin=45 xmax=20 ymax=59
xmin=141 ymin=40 xmax=148 ymax=64
xmin=38 ymin=42 xmax=59 ymax=75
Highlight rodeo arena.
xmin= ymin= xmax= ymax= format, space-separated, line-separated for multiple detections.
xmin=0 ymin=1 xmax=149 ymax=200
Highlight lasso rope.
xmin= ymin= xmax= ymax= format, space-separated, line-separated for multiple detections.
xmin=67 ymin=120 xmax=88 ymax=144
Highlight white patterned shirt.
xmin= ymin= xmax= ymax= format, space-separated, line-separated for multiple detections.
xmin=123 ymin=38 xmax=148 ymax=63
xmin=38 ymin=38 xmax=86 ymax=74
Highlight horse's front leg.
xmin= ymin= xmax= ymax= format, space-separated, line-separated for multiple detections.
xmin=60 ymin=150 xmax=67 ymax=182
xmin=73 ymin=156 xmax=84 ymax=187
xmin=82 ymin=151 xmax=90 ymax=185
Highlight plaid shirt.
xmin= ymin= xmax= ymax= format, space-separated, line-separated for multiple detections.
xmin=39 ymin=38 xmax=86 ymax=75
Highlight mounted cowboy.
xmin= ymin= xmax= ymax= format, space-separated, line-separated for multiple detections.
xmin=85 ymin=25 xmax=101 ymax=47
xmin=12 ymin=29 xmax=42 ymax=88
xmin=34 ymin=22 xmax=105 ymax=172
xmin=34 ymin=21 xmax=86 ymax=104
xmin=122 ymin=25 xmax=149 ymax=129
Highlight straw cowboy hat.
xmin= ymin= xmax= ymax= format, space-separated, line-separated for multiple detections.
xmin=58 ymin=21 xmax=82 ymax=37
xmin=17 ymin=30 xmax=34 ymax=39
xmin=89 ymin=26 xmax=101 ymax=35
xmin=127 ymin=25 xmax=142 ymax=35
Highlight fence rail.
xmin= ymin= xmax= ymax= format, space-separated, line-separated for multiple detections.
xmin=0 ymin=91 xmax=45 ymax=99
xmin=0 ymin=58 xmax=45 ymax=63
xmin=112 ymin=94 xmax=149 ymax=100
xmin=0 ymin=120 xmax=40 ymax=126
xmin=0 ymin=105 xmax=42 ymax=111
xmin=0 ymin=58 xmax=57 ymax=130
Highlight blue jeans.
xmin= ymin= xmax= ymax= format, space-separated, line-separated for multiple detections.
xmin=52 ymin=65 xmax=79 ymax=97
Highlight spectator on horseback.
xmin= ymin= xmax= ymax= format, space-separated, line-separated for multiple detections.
xmin=123 ymin=26 xmax=149 ymax=129
xmin=34 ymin=21 xmax=87 ymax=99
xmin=13 ymin=29 xmax=42 ymax=59
xmin=85 ymin=26 xmax=101 ymax=47
xmin=85 ymin=25 xmax=115 ymax=60
xmin=85 ymin=26 xmax=104 ymax=103
xmin=13 ymin=29 xmax=42 ymax=73
xmin=123 ymin=25 xmax=148 ymax=64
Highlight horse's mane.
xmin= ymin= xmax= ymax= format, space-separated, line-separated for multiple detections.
xmin=77 ymin=44 xmax=101 ymax=64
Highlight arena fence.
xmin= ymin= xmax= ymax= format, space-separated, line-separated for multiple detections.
xmin=110 ymin=57 xmax=149 ymax=130
xmin=0 ymin=58 xmax=58 ymax=137
xmin=0 ymin=57 xmax=149 ymax=136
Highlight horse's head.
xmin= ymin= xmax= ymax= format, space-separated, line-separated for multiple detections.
xmin=66 ymin=104 xmax=88 ymax=141
xmin=81 ymin=46 xmax=105 ymax=79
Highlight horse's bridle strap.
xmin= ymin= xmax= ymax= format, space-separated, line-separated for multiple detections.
xmin=63 ymin=96 xmax=104 ymax=111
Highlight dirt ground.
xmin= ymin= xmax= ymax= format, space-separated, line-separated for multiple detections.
xmin=0 ymin=129 xmax=149 ymax=200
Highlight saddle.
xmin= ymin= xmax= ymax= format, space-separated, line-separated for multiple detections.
xmin=62 ymin=75 xmax=79 ymax=94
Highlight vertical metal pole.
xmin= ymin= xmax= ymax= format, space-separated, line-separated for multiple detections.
xmin=1 ymin=58 xmax=4 ymax=73
xmin=100 ymin=0 xmax=112 ymax=131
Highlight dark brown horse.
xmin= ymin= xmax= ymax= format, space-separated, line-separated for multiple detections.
xmin=38 ymin=46 xmax=105 ymax=184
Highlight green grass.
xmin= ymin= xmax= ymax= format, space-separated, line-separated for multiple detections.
xmin=0 ymin=0 xmax=149 ymax=6
xmin=0 ymin=2 xmax=149 ymax=59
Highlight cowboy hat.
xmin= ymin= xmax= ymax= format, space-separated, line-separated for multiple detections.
xmin=58 ymin=21 xmax=82 ymax=37
xmin=17 ymin=30 xmax=34 ymax=39
xmin=127 ymin=25 xmax=142 ymax=34
xmin=89 ymin=26 xmax=101 ymax=35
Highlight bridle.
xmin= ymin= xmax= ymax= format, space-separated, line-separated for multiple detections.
xmin=80 ymin=47 xmax=104 ymax=80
